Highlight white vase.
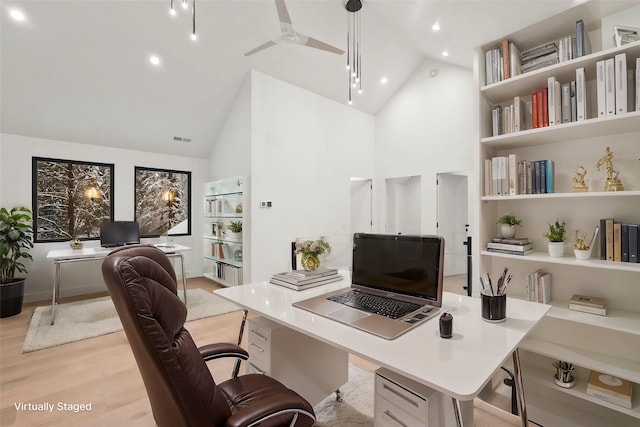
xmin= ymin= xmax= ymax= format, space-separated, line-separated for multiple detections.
xmin=574 ymin=248 xmax=591 ymax=260
xmin=500 ymin=225 xmax=516 ymax=238
xmin=548 ymin=242 xmax=565 ymax=258
xmin=228 ymin=231 xmax=242 ymax=242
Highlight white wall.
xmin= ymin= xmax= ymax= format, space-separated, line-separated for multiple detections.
xmin=374 ymin=58 xmax=476 ymax=235
xmin=0 ymin=133 xmax=209 ymax=302
xmin=249 ymin=71 xmax=375 ymax=281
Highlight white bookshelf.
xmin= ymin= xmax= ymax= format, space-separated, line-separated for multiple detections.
xmin=474 ymin=1 xmax=640 ymax=424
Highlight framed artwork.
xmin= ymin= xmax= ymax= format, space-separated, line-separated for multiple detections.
xmin=32 ymin=157 xmax=114 ymax=242
xmin=613 ymin=25 xmax=640 ymax=47
xmin=134 ymin=166 xmax=191 ymax=237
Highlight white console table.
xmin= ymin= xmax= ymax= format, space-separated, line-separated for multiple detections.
xmin=46 ymin=244 xmax=190 ymax=324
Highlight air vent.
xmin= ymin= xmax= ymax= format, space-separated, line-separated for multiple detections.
xmin=172 ymin=136 xmax=191 ymax=143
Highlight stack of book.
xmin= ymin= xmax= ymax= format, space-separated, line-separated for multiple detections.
xmin=486 ymin=237 xmax=533 ymax=256
xmin=586 ymin=370 xmax=633 ymax=409
xmin=568 ymin=294 xmax=607 ymax=316
xmin=525 ymin=269 xmax=551 ymax=303
xmin=270 ymin=267 xmax=342 ymax=291
xmin=521 ymin=41 xmax=558 ymax=73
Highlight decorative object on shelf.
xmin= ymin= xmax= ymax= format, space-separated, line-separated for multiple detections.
xmin=295 ymin=238 xmax=331 ymax=271
xmin=613 ymin=25 xmax=640 ymax=47
xmin=571 ymin=166 xmax=589 ymax=192
xmin=234 ymin=250 xmax=243 ymax=262
xmin=553 ymin=360 xmax=575 ymax=389
xmin=572 ymin=229 xmax=592 ymax=259
xmin=235 ymin=202 xmax=243 ymax=214
xmin=544 ymin=219 xmax=566 ymax=258
xmin=69 ymin=237 xmax=83 ymax=249
xmin=227 ymin=221 xmax=243 ymax=242
xmin=596 ymin=146 xmax=624 ymax=191
xmin=0 ymin=207 xmax=33 ymax=318
xmin=497 ymin=214 xmax=522 ymax=238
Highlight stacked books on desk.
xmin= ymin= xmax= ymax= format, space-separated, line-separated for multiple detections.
xmin=270 ymin=268 xmax=342 ymax=291
xmin=486 ymin=237 xmax=533 ymax=256
xmin=586 ymin=370 xmax=633 ymax=409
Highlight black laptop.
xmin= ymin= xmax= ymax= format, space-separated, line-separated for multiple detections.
xmin=293 ymin=233 xmax=444 ymax=340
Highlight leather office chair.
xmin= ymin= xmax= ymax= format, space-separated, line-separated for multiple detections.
xmin=101 ymin=245 xmax=315 ymax=427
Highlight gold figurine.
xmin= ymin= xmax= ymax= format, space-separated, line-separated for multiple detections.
xmin=571 ymin=166 xmax=589 ymax=192
xmin=596 ymin=146 xmax=624 ymax=191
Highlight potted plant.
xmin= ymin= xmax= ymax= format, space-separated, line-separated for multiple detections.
xmin=0 ymin=207 xmax=33 ymax=317
xmin=543 ymin=219 xmax=566 ymax=258
xmin=227 ymin=220 xmax=243 ymax=241
xmin=497 ymin=214 xmax=522 ymax=238
xmin=573 ymin=229 xmax=591 ymax=260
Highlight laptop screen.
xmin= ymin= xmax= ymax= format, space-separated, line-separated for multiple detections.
xmin=352 ymin=233 xmax=444 ymax=304
xmin=100 ymin=221 xmax=140 ymax=248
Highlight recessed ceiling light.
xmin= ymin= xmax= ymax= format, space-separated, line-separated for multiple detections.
xmin=10 ymin=9 xmax=25 ymax=21
xmin=432 ymin=22 xmax=440 ymax=32
xmin=149 ymin=55 xmax=161 ymax=65
xmin=380 ymin=77 xmax=388 ymax=84
xmin=442 ymin=50 xmax=449 ymax=57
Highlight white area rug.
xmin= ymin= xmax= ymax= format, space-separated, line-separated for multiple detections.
xmin=315 ymin=364 xmax=374 ymax=426
xmin=22 ymin=289 xmax=241 ymax=353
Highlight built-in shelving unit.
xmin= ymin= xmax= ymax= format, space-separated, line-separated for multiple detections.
xmin=202 ymin=176 xmax=246 ymax=287
xmin=474 ymin=2 xmax=640 ymax=425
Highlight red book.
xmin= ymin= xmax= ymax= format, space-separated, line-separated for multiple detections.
xmin=536 ymin=90 xmax=544 ymax=128
xmin=542 ymin=87 xmax=549 ymax=127
xmin=532 ymin=90 xmax=539 ymax=128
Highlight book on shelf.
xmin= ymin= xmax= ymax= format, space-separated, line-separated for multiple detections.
xmin=614 ymin=222 xmax=622 ymax=262
xmin=542 ymin=87 xmax=549 ymax=127
xmin=561 ymin=82 xmax=571 ymax=123
xmin=576 ymin=67 xmax=587 ymax=121
xmin=280 ymin=267 xmax=338 ymax=280
xmin=568 ymin=294 xmax=607 ymax=315
xmin=570 ymin=80 xmax=577 ymax=122
xmin=636 ymin=58 xmax=640 ymax=112
xmin=605 ymin=57 xmax=616 ymax=116
xmin=575 ymin=19 xmax=592 ymax=58
xmin=615 ymin=53 xmax=627 ymax=114
xmin=586 ymin=370 xmax=633 ymax=409
xmin=487 ymin=242 xmax=533 ymax=252
xmin=508 ymin=153 xmax=518 ymax=196
xmin=605 ymin=218 xmax=615 ymax=261
xmin=491 ymin=237 xmax=530 ymax=244
xmin=596 ymin=59 xmax=607 ymax=118
xmin=621 ymin=223 xmax=629 ymax=262
xmin=484 ymin=159 xmax=492 ymax=196
xmin=547 ymin=76 xmax=561 ymax=126
xmin=630 ymin=223 xmax=639 ymax=263
xmin=545 ymin=160 xmax=555 ymax=193
xmin=486 ymin=248 xmax=534 ymax=256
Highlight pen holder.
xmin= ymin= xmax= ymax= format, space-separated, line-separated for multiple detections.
xmin=481 ymin=292 xmax=506 ymax=322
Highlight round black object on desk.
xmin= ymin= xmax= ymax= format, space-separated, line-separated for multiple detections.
xmin=439 ymin=312 xmax=453 ymax=338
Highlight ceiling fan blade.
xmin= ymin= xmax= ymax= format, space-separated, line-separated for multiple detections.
xmin=244 ymin=40 xmax=278 ymax=56
xmin=297 ymin=33 xmax=345 ymax=55
xmin=275 ymin=0 xmax=293 ymax=33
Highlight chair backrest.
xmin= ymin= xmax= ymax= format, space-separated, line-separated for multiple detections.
xmin=102 ymin=245 xmax=230 ymax=427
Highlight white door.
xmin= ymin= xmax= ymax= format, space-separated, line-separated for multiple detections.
xmin=350 ymin=178 xmax=372 ymax=235
xmin=437 ymin=173 xmax=469 ymax=277
xmin=385 ymin=176 xmax=421 ymax=235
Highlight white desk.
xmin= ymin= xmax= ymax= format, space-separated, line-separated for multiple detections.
xmin=46 ymin=244 xmax=190 ymax=324
xmin=215 ymin=274 xmax=550 ymax=427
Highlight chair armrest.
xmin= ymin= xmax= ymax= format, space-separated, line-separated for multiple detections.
xmin=226 ymin=394 xmax=315 ymax=427
xmin=198 ymin=343 xmax=249 ymax=362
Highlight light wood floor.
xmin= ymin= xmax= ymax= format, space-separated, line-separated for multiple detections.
xmin=0 ymin=276 xmax=519 ymax=426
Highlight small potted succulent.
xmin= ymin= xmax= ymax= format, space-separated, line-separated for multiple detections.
xmin=573 ymin=229 xmax=591 ymax=260
xmin=227 ymin=220 xmax=243 ymax=241
xmin=543 ymin=219 xmax=566 ymax=258
xmin=497 ymin=214 xmax=522 ymax=238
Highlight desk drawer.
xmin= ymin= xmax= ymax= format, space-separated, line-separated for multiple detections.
xmin=246 ymin=359 xmax=270 ymax=376
xmin=375 ymin=374 xmax=428 ymax=423
xmin=375 ymin=397 xmax=425 ymax=427
xmin=248 ymin=321 xmax=271 ymax=365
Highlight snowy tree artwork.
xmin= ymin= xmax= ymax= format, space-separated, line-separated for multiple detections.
xmin=33 ymin=157 xmax=114 ymax=242
xmin=134 ymin=167 xmax=191 ymax=237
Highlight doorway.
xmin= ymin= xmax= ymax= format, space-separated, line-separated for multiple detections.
xmin=385 ymin=176 xmax=421 ymax=235
xmin=437 ymin=172 xmax=470 ymax=293
xmin=350 ymin=177 xmax=372 ymax=235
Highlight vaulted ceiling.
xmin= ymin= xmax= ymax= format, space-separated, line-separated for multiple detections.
xmin=2 ymin=0 xmax=579 ymax=158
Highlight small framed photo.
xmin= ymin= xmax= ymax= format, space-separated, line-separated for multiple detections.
xmin=613 ymin=25 xmax=640 ymax=47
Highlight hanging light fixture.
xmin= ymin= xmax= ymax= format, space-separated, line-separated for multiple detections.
xmin=345 ymin=0 xmax=363 ymax=105
xmin=168 ymin=0 xmax=196 ymax=41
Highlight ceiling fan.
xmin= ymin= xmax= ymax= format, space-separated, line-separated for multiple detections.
xmin=244 ymin=0 xmax=344 ymax=56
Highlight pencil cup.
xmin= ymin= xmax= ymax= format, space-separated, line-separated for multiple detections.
xmin=481 ymin=292 xmax=506 ymax=323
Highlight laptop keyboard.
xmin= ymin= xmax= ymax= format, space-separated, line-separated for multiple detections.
xmin=328 ymin=291 xmax=424 ymax=319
